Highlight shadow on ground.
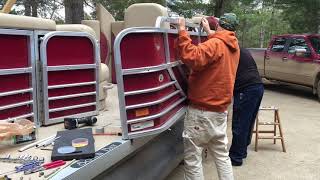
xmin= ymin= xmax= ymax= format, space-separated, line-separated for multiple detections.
xmin=263 ymin=82 xmax=318 ymax=101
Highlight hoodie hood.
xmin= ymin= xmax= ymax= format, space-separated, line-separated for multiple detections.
xmin=212 ymin=30 xmax=238 ymax=52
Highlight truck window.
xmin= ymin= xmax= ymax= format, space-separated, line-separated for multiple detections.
xmin=309 ymin=37 xmax=320 ymax=54
xmin=288 ymin=38 xmax=311 ymax=56
xmin=271 ymin=38 xmax=286 ymax=52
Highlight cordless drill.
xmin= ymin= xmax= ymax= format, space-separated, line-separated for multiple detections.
xmin=64 ymin=116 xmax=97 ymax=130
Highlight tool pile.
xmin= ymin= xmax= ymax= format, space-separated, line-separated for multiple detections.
xmin=0 ymin=115 xmax=118 ymax=179
xmin=0 ymin=154 xmax=66 ymax=179
xmin=18 ymin=135 xmax=60 ymax=152
xmin=0 ymin=155 xmax=44 ymax=164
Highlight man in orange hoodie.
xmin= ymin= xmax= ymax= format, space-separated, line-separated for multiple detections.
xmin=177 ymin=13 xmax=240 ymax=180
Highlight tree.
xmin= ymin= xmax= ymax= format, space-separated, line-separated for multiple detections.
xmin=232 ymin=0 xmax=291 ymax=48
xmin=24 ymin=0 xmax=31 ymax=16
xmin=1 ymin=0 xmax=318 ymax=44
xmin=277 ymin=0 xmax=320 ymax=34
xmin=23 ymin=0 xmax=38 ymax=17
xmin=213 ymin=0 xmax=233 ymax=17
xmin=64 ymin=0 xmax=84 ymax=23
xmin=167 ymin=0 xmax=213 ymax=18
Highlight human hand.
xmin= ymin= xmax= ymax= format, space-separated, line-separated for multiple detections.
xmin=201 ymin=18 xmax=210 ymax=33
xmin=178 ymin=17 xmax=186 ymax=31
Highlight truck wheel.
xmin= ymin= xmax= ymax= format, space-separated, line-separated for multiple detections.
xmin=318 ymin=81 xmax=320 ymax=102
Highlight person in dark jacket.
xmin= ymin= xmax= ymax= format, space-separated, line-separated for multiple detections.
xmin=229 ymin=48 xmax=264 ymax=166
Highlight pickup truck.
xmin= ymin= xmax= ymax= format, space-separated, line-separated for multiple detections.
xmin=248 ymin=34 xmax=320 ymax=101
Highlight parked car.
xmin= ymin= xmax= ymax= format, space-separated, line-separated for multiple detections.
xmin=248 ymin=34 xmax=320 ymax=101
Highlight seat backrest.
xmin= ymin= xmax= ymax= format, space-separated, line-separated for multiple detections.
xmin=0 ymin=13 xmax=56 ymax=30
xmin=56 ymin=24 xmax=97 ymax=40
xmin=124 ymin=3 xmax=169 ymax=29
xmin=97 ymin=4 xmax=115 ymax=49
xmin=96 ymin=4 xmax=115 ymax=68
xmin=111 ymin=21 xmax=124 ymax=37
xmin=82 ymin=20 xmax=101 ymax=41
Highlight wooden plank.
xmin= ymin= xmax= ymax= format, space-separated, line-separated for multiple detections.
xmin=258 ymin=136 xmax=282 ymax=139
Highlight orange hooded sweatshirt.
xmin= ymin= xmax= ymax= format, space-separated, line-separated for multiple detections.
xmin=178 ymin=30 xmax=240 ymax=112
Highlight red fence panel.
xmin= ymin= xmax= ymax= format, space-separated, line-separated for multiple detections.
xmin=0 ymin=29 xmax=37 ymax=123
xmin=114 ymin=28 xmax=192 ymax=139
xmin=40 ymin=32 xmax=99 ymax=125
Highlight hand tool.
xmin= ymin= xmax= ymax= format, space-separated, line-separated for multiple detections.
xmin=24 ymin=160 xmax=66 ymax=175
xmin=18 ymin=135 xmax=56 ymax=152
xmin=36 ymin=136 xmax=60 ymax=148
xmin=0 ymin=155 xmax=44 ymax=164
xmin=0 ymin=160 xmax=42 ymax=175
xmin=93 ymin=132 xmax=122 ymax=136
xmin=46 ymin=159 xmax=76 ymax=179
xmin=64 ymin=116 xmax=97 ymax=130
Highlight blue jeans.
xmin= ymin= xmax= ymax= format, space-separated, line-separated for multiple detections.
xmin=229 ymin=84 xmax=264 ymax=165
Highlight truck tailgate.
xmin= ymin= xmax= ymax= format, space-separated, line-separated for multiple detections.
xmin=247 ymin=48 xmax=267 ymax=77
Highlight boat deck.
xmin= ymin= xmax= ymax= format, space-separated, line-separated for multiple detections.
xmin=0 ymin=85 xmax=124 ymax=179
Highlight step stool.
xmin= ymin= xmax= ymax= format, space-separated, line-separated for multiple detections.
xmin=252 ymin=106 xmax=286 ymax=152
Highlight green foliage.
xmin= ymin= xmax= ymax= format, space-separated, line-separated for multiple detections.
xmin=0 ymin=0 xmax=64 ymax=21
xmin=277 ymin=0 xmax=320 ymax=33
xmin=234 ymin=0 xmax=291 ymax=47
xmin=1 ymin=0 xmax=319 ymax=46
xmin=168 ymin=0 xmax=213 ymax=18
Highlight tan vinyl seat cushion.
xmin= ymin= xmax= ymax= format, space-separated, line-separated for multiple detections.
xmin=96 ymin=4 xmax=115 ymax=71
xmin=56 ymin=24 xmax=97 ymax=39
xmin=0 ymin=13 xmax=56 ymax=30
xmin=99 ymin=81 xmax=107 ymax=101
xmin=99 ymin=63 xmax=109 ymax=83
xmin=81 ymin=20 xmax=100 ymax=41
xmin=124 ymin=3 xmax=169 ymax=29
xmin=97 ymin=4 xmax=115 ymax=49
xmin=111 ymin=21 xmax=124 ymax=37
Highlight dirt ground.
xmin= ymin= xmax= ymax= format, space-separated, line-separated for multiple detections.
xmin=166 ymin=81 xmax=320 ymax=180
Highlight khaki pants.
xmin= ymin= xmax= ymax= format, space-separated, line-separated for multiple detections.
xmin=183 ymin=107 xmax=234 ymax=180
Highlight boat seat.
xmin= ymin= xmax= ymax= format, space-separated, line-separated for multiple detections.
xmin=0 ymin=13 xmax=56 ymax=30
xmin=111 ymin=21 xmax=124 ymax=37
xmin=56 ymin=24 xmax=97 ymax=40
xmin=124 ymin=3 xmax=169 ymax=29
xmin=82 ymin=20 xmax=101 ymax=41
xmin=56 ymin=24 xmax=111 ymax=110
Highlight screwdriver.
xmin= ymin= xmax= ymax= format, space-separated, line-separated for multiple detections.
xmin=24 ymin=160 xmax=66 ymax=175
xmin=0 ymin=160 xmax=41 ymax=176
